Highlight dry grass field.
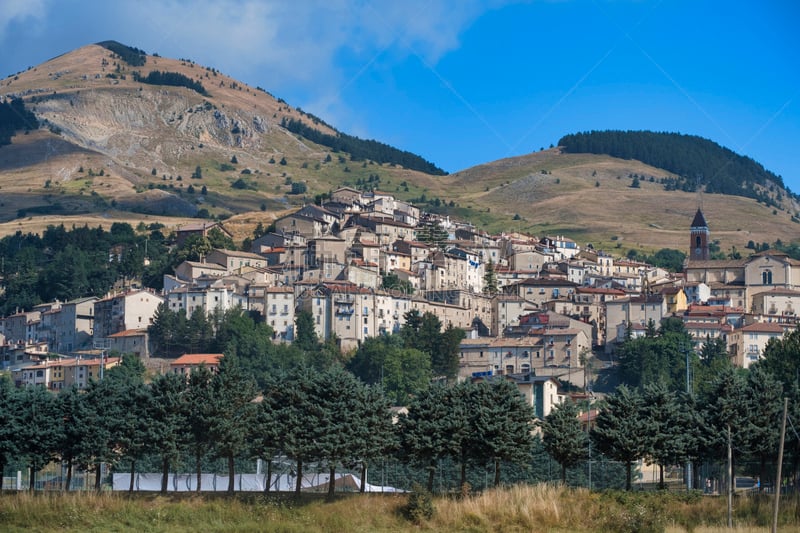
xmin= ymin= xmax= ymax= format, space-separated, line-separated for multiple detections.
xmin=2 ymin=484 xmax=800 ymax=533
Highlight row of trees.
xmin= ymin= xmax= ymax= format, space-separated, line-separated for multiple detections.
xmin=132 ymin=70 xmax=207 ymax=96
xmin=0 ymin=359 xmax=538 ymax=496
xmin=558 ymin=130 xmax=785 ymax=199
xmin=280 ymin=117 xmax=446 ymax=175
xmin=0 ymin=97 xmax=38 ymax=147
xmin=567 ymin=327 xmax=800 ymax=491
xmin=148 ymin=304 xmax=464 ymax=403
xmin=0 ymin=222 xmax=237 ymax=315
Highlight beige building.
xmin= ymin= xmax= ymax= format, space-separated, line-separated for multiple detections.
xmin=728 ymin=322 xmax=794 ymax=369
xmin=107 ymin=329 xmax=150 ymax=359
xmin=93 ymin=290 xmax=164 ymax=342
xmin=264 ymin=286 xmax=296 ymax=342
xmin=604 ymin=294 xmax=666 ymax=351
xmin=750 ymin=288 xmax=800 ymax=317
xmin=206 ymin=249 xmax=268 ymax=274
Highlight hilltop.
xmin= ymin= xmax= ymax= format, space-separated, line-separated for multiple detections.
xmin=0 ymin=41 xmax=797 ymax=254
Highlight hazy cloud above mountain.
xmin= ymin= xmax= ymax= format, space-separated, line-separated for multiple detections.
xmin=0 ymin=0 xmax=47 ymax=38
xmin=1 ymin=1 xmax=797 ymax=185
xmin=114 ymin=1 xmax=501 ymax=89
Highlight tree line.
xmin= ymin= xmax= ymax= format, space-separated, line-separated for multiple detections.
xmin=96 ymin=41 xmax=147 ymax=67
xmin=0 ymin=357 xmax=537 ymax=496
xmin=133 ymin=70 xmax=208 ymax=96
xmin=570 ymin=323 xmax=800 ymax=491
xmin=0 ymin=97 xmax=38 ymax=147
xmin=558 ymin=130 xmax=788 ymax=200
xmin=0 ymin=222 xmax=237 ymax=316
xmin=148 ymin=305 xmax=464 ymax=404
xmin=280 ymin=117 xmax=446 ymax=176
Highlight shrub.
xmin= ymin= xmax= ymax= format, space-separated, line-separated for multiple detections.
xmin=403 ymin=484 xmax=434 ymax=523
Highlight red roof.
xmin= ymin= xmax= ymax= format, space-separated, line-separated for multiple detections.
xmin=171 ymin=353 xmax=223 ymax=366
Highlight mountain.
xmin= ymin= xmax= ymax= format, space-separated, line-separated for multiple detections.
xmin=0 ymin=41 xmax=797 ymax=253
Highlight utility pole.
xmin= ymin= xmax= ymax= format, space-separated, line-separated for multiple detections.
xmin=727 ymin=424 xmax=733 ymax=529
xmin=772 ymin=397 xmax=788 ymax=533
xmin=685 ymin=344 xmax=693 ymax=490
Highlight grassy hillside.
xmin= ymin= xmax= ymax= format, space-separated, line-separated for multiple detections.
xmin=0 ymin=42 xmax=797 ymax=255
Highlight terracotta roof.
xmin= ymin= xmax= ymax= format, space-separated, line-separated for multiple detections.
xmin=108 ymin=329 xmax=147 ymax=338
xmin=171 ymin=353 xmax=224 ymax=366
xmin=740 ymin=322 xmax=787 ymax=333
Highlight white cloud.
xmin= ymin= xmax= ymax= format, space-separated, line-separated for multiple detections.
xmin=109 ymin=1 xmax=502 ymax=93
xmin=0 ymin=0 xmax=47 ymax=40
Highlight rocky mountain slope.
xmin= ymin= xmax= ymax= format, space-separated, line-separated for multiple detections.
xmin=0 ymin=41 xmax=797 ymax=254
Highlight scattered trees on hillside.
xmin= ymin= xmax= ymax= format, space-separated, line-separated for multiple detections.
xmin=559 ymin=130 xmax=784 ymax=199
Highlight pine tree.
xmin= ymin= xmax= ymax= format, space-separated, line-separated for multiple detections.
xmin=0 ymin=377 xmax=20 ymax=492
xmin=591 ymin=385 xmax=650 ymax=490
xmin=148 ymin=373 xmax=188 ymax=494
xmin=17 ymin=386 xmax=62 ymax=490
xmin=539 ymin=399 xmax=588 ymax=484
xmin=398 ymin=384 xmax=467 ymax=492
xmin=207 ymin=357 xmax=258 ymax=494
xmin=182 ymin=365 xmax=216 ymax=492
xmin=469 ymin=379 xmax=535 ymax=486
xmin=640 ymin=383 xmax=697 ymax=488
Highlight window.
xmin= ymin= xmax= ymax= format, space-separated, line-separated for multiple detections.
xmin=762 ymin=271 xmax=773 ymax=285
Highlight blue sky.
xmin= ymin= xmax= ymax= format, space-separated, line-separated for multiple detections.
xmin=1 ymin=1 xmax=798 ymax=191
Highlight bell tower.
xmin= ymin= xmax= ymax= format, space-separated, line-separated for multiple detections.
xmin=689 ymin=209 xmax=710 ymax=261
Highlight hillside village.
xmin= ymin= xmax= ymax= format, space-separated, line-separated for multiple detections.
xmin=2 ymin=187 xmax=798 ymax=403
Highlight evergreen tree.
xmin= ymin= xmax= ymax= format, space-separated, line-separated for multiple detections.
xmin=148 ymin=373 xmax=188 ymax=494
xmin=483 ymin=259 xmax=499 ymax=295
xmin=539 ymin=400 xmax=588 ymax=484
xmin=591 ymin=385 xmax=650 ymax=490
xmin=469 ymin=379 xmax=535 ymax=486
xmin=250 ymin=378 xmax=282 ymax=493
xmin=265 ymin=369 xmax=318 ymax=494
xmin=0 ymin=377 xmax=20 ymax=492
xmin=207 ymin=357 xmax=258 ymax=494
xmin=640 ymin=383 xmax=698 ymax=488
xmin=398 ymin=384 xmax=467 ymax=492
xmin=182 ymin=365 xmax=216 ymax=492
xmin=17 ymin=386 xmax=62 ymax=490
xmin=56 ymin=385 xmax=87 ymax=491
xmin=294 ymin=310 xmax=318 ymax=352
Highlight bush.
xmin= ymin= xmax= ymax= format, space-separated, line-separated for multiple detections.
xmin=403 ymin=484 xmax=434 ymax=523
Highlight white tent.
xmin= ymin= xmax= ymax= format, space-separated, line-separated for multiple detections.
xmin=112 ymin=472 xmax=404 ymax=493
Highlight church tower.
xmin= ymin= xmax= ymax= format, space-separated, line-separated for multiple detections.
xmin=689 ymin=209 xmax=710 ymax=261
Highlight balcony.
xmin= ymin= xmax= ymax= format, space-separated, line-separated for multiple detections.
xmin=335 ymin=307 xmax=354 ymax=315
